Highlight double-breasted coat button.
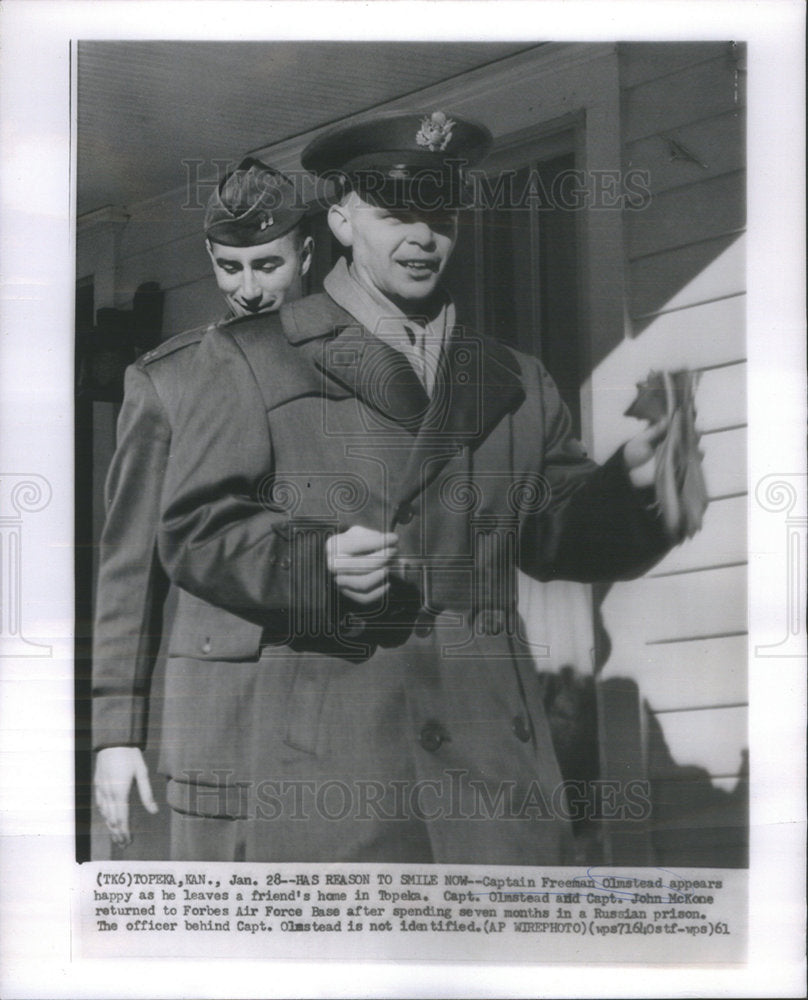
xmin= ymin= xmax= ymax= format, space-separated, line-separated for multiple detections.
xmin=279 ymin=556 xmax=291 ymax=570
xmin=511 ymin=715 xmax=532 ymax=743
xmin=419 ymin=721 xmax=449 ymax=752
xmin=201 ymin=636 xmax=212 ymax=654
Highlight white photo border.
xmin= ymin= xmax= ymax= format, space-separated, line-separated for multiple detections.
xmin=0 ymin=1 xmax=805 ymax=997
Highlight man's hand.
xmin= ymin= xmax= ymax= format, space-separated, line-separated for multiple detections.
xmin=325 ymin=525 xmax=399 ymax=604
xmin=94 ymin=746 xmax=158 ymax=847
xmin=623 ymin=418 xmax=669 ymax=488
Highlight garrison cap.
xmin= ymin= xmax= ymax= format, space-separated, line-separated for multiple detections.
xmin=204 ymin=157 xmax=307 ymax=246
xmin=300 ymin=111 xmax=492 ymax=210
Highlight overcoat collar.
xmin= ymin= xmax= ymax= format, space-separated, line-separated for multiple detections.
xmin=282 ymin=292 xmax=430 ymax=429
xmin=279 ymin=288 xmax=526 ymax=496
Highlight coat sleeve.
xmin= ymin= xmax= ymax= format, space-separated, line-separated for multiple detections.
xmin=92 ymin=364 xmax=171 ymax=750
xmin=522 ymin=361 xmax=671 ymax=583
xmin=158 ymin=327 xmax=335 ymax=628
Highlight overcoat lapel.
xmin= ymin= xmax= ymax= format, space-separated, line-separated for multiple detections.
xmin=393 ymin=330 xmax=526 ymax=507
xmin=280 ymin=294 xmax=526 ymax=508
xmin=283 ymin=294 xmax=430 ymax=430
xmin=282 ymin=293 xmax=429 ymax=506
xmin=314 ymin=328 xmax=430 ymax=432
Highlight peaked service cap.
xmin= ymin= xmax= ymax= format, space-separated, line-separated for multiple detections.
xmin=204 ymin=157 xmax=307 ymax=246
xmin=300 ymin=111 xmax=493 ymax=210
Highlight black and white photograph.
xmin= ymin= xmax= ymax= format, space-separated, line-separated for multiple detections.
xmin=0 ymin=1 xmax=805 ymax=997
xmin=77 ymin=37 xmax=749 ymax=869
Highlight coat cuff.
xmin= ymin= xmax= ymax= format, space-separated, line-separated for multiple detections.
xmin=609 ymin=446 xmax=661 ymax=516
xmin=263 ymin=520 xmax=340 ymax=637
xmin=92 ymin=694 xmax=149 ymax=751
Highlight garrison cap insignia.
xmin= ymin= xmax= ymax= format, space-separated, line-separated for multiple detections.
xmin=205 ymin=157 xmax=306 ymax=247
xmin=415 ymin=111 xmax=456 ymax=153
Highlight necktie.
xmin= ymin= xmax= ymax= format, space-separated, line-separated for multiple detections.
xmin=404 ymin=324 xmax=428 ymax=392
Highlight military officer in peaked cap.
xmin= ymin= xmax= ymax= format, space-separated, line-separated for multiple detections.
xmin=93 ymin=158 xmax=313 ymax=858
xmin=158 ymin=112 xmax=675 ymax=864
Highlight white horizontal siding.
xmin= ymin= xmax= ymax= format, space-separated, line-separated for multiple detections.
xmin=649 ymin=494 xmax=746 ymax=576
xmin=602 ymin=564 xmax=746 ymax=650
xmin=696 ymin=361 xmax=746 ymax=432
xmin=627 ymin=171 xmax=745 ymax=260
xmin=601 ymin=565 xmax=747 ymax=784
xmin=651 ymin=706 xmax=747 ymax=780
xmin=702 ymin=427 xmax=747 ymax=499
xmin=623 ymin=54 xmax=744 ymax=143
xmin=625 ymin=110 xmax=744 ymax=198
xmin=603 ymin=44 xmax=748 ymax=797
xmin=589 ymin=295 xmax=746 ymax=461
xmin=617 ymin=634 xmax=747 ymax=712
xmin=630 ymin=233 xmax=745 ymax=320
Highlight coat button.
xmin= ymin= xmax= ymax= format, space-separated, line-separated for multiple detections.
xmin=419 ymin=721 xmax=449 ymax=752
xmin=512 ymin=715 xmax=532 ymax=743
xmin=279 ymin=556 xmax=291 ymax=570
xmin=201 ymin=637 xmax=212 ymax=654
xmin=396 ymin=501 xmax=415 ymax=524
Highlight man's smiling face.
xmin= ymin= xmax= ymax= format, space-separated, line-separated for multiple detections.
xmin=328 ymin=192 xmax=457 ymax=310
xmin=206 ymin=230 xmax=312 ymax=317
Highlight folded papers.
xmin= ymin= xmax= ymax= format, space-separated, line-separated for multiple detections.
xmin=625 ymin=369 xmax=709 ymax=541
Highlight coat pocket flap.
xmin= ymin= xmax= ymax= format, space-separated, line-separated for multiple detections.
xmin=169 ymin=589 xmax=264 ymax=660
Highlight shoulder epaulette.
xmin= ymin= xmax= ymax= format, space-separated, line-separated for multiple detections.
xmin=212 ymin=309 xmax=286 ymax=346
xmin=214 ymin=294 xmax=357 ymax=346
xmin=137 ymin=323 xmax=212 ymax=368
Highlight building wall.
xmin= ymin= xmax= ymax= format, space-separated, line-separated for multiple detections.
xmin=592 ymin=43 xmax=747 ymax=817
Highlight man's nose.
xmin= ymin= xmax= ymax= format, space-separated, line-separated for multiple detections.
xmin=239 ymin=268 xmax=260 ymax=301
xmin=406 ymin=222 xmax=437 ymax=248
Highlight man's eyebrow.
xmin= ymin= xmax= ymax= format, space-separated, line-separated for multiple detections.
xmin=213 ymin=254 xmax=285 ymax=266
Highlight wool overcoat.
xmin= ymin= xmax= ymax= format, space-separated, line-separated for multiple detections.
xmin=158 ymin=288 xmax=670 ymax=865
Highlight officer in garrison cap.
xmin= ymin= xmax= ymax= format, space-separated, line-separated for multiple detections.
xmin=93 ymin=158 xmax=313 ymax=856
xmin=158 ymin=112 xmax=676 ymax=864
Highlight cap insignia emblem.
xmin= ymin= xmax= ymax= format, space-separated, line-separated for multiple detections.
xmin=416 ymin=111 xmax=455 ymax=152
xmin=258 ymin=211 xmax=274 ymax=230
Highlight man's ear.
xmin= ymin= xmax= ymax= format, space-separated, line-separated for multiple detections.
xmin=204 ymin=238 xmax=216 ymax=264
xmin=327 ymin=202 xmax=353 ymax=247
xmin=299 ymin=236 xmax=314 ymax=277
